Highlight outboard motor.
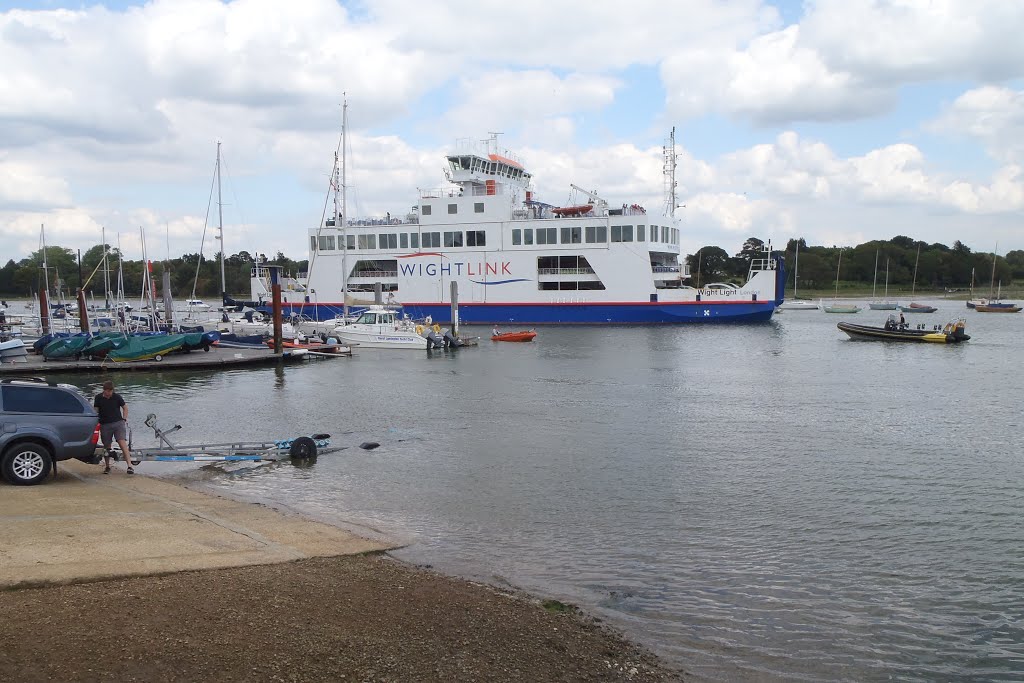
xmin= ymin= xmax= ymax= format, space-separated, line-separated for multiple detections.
xmin=425 ymin=329 xmax=444 ymax=349
xmin=443 ymin=329 xmax=461 ymax=349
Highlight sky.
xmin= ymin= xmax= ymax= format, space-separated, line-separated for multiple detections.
xmin=2 ymin=0 xmax=1023 ymax=266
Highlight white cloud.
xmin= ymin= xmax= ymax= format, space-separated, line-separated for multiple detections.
xmin=928 ymin=86 xmax=1024 ymax=164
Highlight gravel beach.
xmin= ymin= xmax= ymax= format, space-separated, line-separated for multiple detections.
xmin=0 ymin=553 xmax=684 ymax=682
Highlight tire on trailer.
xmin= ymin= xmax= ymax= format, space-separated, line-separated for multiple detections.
xmin=203 ymin=343 xmax=211 ymax=352
xmin=154 ymin=354 xmax=163 ymax=361
xmin=289 ymin=436 xmax=317 ymax=461
xmin=1 ymin=443 xmax=53 ymax=486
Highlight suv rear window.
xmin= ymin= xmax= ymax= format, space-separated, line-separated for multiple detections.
xmin=1 ymin=386 xmax=88 ymax=414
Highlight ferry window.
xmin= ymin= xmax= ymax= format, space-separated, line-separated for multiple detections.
xmin=444 ymin=231 xmax=464 ymax=247
xmin=424 ymin=232 xmax=441 ymax=248
xmin=310 ymin=236 xmax=317 ymax=252
xmin=585 ymin=226 xmax=596 ymax=243
xmin=512 ymin=229 xmax=521 ymax=245
xmin=318 ymin=236 xmax=331 ymax=250
xmin=637 ymin=225 xmax=645 ymax=242
xmin=672 ymin=228 xmax=678 ymax=245
xmin=467 ymin=230 xmax=485 ymax=247
xmin=448 ymin=204 xmax=458 ymax=215
xmin=400 ymin=233 xmax=408 ymax=249
xmin=622 ymin=225 xmax=633 ymax=242
xmin=536 ymin=227 xmax=556 ymax=245
xmin=389 ymin=234 xmax=398 ymax=249
xmin=325 ymin=235 xmax=336 ymax=250
xmin=410 ymin=233 xmax=419 ymax=248
xmin=346 ymin=235 xmax=355 ymax=250
xmin=422 ymin=204 xmax=432 ymax=216
xmin=663 ymin=226 xmax=669 ymax=243
xmin=561 ymin=227 xmax=581 ymax=244
xmin=611 ymin=226 xmax=621 ymax=242
xmin=368 ymin=234 xmax=377 ymax=249
xmin=650 ymin=226 xmax=658 ymax=242
xmin=475 ymin=202 xmax=484 ymax=213
xmin=358 ymin=235 xmax=367 ymax=249
xmin=596 ymin=226 xmax=607 ymax=242
xmin=524 ymin=228 xmax=534 ymax=245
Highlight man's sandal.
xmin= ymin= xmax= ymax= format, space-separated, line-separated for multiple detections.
xmin=126 ymin=467 xmax=135 ymax=475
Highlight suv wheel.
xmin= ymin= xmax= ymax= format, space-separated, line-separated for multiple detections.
xmin=2 ymin=444 xmax=53 ymax=486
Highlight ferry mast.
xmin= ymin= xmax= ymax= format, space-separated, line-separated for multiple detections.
xmin=662 ymin=127 xmax=677 ymax=218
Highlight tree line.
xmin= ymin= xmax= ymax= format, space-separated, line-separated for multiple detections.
xmin=685 ymin=236 xmax=1024 ymax=291
xmin=0 ymin=244 xmax=308 ymax=301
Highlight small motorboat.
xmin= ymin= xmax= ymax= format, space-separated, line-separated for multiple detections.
xmin=837 ymin=316 xmax=970 ymax=343
xmin=975 ymin=303 xmax=1021 ymax=313
xmin=491 ymin=330 xmax=537 ymax=342
xmin=899 ymin=303 xmax=937 ymax=313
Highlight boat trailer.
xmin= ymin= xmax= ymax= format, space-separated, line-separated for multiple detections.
xmin=116 ymin=413 xmax=340 ymax=464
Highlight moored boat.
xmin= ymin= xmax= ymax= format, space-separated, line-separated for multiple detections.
xmin=975 ymin=303 xmax=1021 ymax=313
xmin=0 ymin=338 xmax=29 ymax=364
xmin=107 ymin=334 xmax=187 ymax=362
xmin=837 ymin=316 xmax=970 ymax=343
xmin=899 ymin=303 xmax=937 ymax=313
xmin=332 ymin=306 xmax=427 ymax=349
xmin=491 ymin=330 xmax=537 ymax=342
xmin=42 ymin=334 xmax=93 ymax=360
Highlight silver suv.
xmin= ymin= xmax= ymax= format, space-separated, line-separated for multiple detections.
xmin=0 ymin=378 xmax=100 ymax=485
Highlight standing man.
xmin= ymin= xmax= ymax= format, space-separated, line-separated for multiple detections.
xmin=94 ymin=380 xmax=134 ymax=474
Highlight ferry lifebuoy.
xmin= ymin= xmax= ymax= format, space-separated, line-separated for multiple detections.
xmin=415 ymin=324 xmax=424 ymax=335
xmin=432 ymin=324 xmax=441 ymax=333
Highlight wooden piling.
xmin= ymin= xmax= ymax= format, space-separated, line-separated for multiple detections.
xmin=77 ymin=289 xmax=89 ymax=333
xmin=39 ymin=290 xmax=50 ymax=336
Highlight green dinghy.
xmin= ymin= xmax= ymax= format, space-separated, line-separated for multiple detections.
xmin=42 ymin=335 xmax=93 ymax=360
xmin=107 ymin=334 xmax=186 ymax=362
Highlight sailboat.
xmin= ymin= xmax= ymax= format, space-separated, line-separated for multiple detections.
xmin=778 ymin=241 xmax=819 ymax=310
xmin=868 ymin=251 xmax=897 ymax=310
xmin=972 ymin=244 xmax=1018 ymax=311
xmin=821 ymin=248 xmax=861 ymax=313
xmin=899 ymin=244 xmax=936 ymax=313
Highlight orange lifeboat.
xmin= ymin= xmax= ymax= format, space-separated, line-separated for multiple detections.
xmin=551 ymin=205 xmax=593 ymax=217
xmin=491 ymin=330 xmax=537 ymax=342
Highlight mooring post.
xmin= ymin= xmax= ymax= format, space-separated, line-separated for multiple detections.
xmin=272 ymin=280 xmax=283 ymax=355
xmin=77 ymin=288 xmax=89 ymax=333
xmin=39 ymin=289 xmax=50 ymax=336
xmin=450 ymin=281 xmax=459 ymax=336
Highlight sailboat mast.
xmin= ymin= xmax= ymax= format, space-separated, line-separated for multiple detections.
xmin=834 ymin=249 xmax=842 ymax=299
xmin=911 ymin=244 xmax=920 ymax=297
xmin=341 ymin=96 xmax=348 ymax=320
xmin=216 ymin=141 xmax=226 ymax=300
xmin=793 ymin=242 xmax=800 ymax=298
xmin=102 ymin=226 xmax=111 ymax=309
xmin=989 ymin=242 xmax=998 ymax=298
xmin=872 ymin=249 xmax=879 ymax=299
xmin=41 ymin=224 xmax=50 ymax=299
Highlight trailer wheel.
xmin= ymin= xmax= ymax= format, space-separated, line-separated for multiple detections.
xmin=154 ymin=354 xmax=163 ymax=362
xmin=203 ymin=343 xmax=211 ymax=352
xmin=289 ymin=436 xmax=317 ymax=461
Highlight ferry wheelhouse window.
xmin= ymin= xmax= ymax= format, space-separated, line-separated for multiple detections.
xmin=318 ymin=235 xmax=335 ymax=250
xmin=585 ymin=226 xmax=607 ymax=243
xmin=378 ymin=233 xmax=398 ymax=249
xmin=637 ymin=225 xmax=645 ymax=242
xmin=423 ymin=232 xmax=441 ymax=248
xmin=400 ymin=233 xmax=408 ymax=249
xmin=466 ymin=230 xmax=485 ymax=247
xmin=448 ymin=204 xmax=458 ymax=215
xmin=524 ymin=228 xmax=534 ymax=245
xmin=649 ymin=226 xmax=658 ymax=242
xmin=310 ymin=236 xmax=317 ymax=251
xmin=444 ymin=231 xmax=464 ymax=248
xmin=474 ymin=202 xmax=484 ymax=213
xmin=346 ymin=235 xmax=355 ymax=250
xmin=357 ymin=234 xmax=377 ymax=250
xmin=512 ymin=229 xmax=521 ymax=245
xmin=410 ymin=233 xmax=419 ymax=248
xmin=536 ymin=228 xmax=557 ymax=245
xmin=560 ymin=227 xmax=581 ymax=244
xmin=421 ymin=204 xmax=432 ymax=216
xmin=611 ymin=226 xmax=631 ymax=242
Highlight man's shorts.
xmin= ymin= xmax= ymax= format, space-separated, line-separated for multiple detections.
xmin=100 ymin=420 xmax=127 ymax=449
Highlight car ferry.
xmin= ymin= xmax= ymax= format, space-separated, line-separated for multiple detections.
xmin=234 ymin=133 xmax=784 ymax=324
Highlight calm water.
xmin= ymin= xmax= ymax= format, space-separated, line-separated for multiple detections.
xmin=46 ymin=302 xmax=1024 ymax=681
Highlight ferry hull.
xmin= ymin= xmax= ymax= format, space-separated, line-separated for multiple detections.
xmin=402 ymin=301 xmax=776 ymax=324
